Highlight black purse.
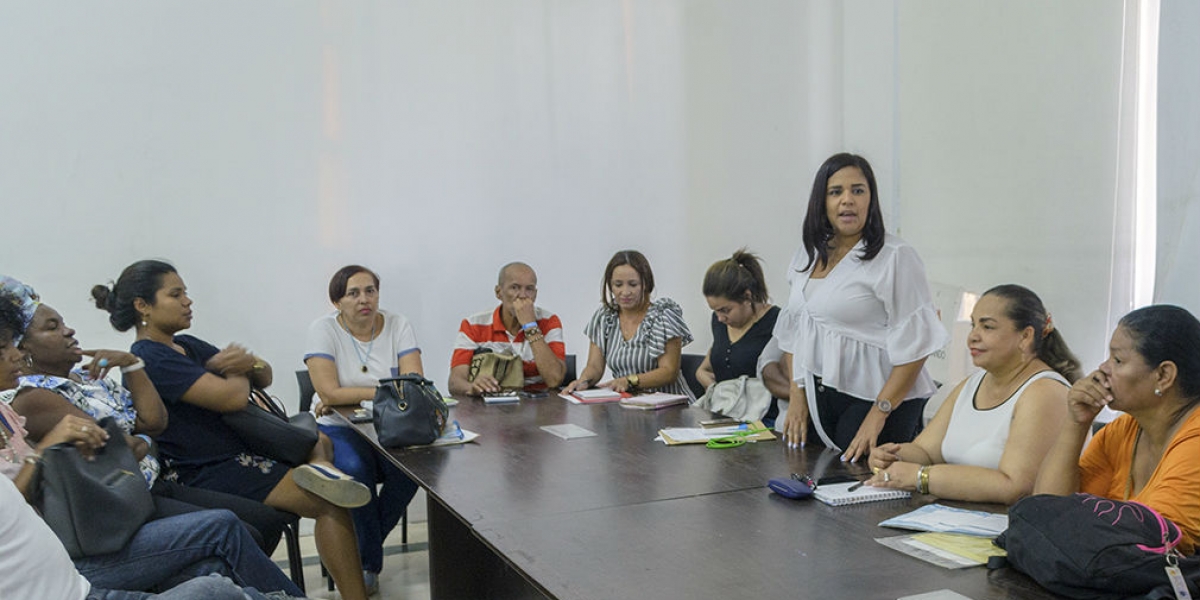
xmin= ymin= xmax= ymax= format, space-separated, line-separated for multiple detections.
xmin=222 ymin=388 xmax=319 ymax=466
xmin=37 ymin=417 xmax=156 ymax=558
xmin=373 ymin=374 xmax=449 ymax=447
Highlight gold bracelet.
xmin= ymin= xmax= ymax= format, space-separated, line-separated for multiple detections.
xmin=917 ymin=465 xmax=931 ymax=494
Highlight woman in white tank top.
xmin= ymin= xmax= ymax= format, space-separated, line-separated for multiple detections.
xmin=865 ymin=284 xmax=1081 ymax=504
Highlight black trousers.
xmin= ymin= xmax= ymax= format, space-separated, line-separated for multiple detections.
xmin=151 ymin=479 xmax=290 ymax=555
xmin=810 ymin=379 xmax=927 ymax=451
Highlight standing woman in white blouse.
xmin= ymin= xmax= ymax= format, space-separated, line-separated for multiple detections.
xmin=776 ymin=153 xmax=948 ymax=462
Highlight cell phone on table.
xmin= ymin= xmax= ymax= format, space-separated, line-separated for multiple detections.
xmin=349 ymin=408 xmax=373 ymax=423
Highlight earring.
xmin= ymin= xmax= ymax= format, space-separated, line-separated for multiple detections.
xmin=1155 ymin=388 xmax=1163 ymax=397
xmin=140 ymin=314 xmax=148 ymax=327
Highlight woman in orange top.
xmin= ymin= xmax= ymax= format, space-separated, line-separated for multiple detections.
xmin=1035 ymin=305 xmax=1200 ymax=553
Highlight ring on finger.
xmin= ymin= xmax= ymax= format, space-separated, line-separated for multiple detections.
xmin=81 ymin=425 xmax=90 ymax=433
xmin=882 ymin=471 xmax=891 ymax=482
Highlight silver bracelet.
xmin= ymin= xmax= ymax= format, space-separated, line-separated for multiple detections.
xmin=121 ymin=359 xmax=146 ymax=374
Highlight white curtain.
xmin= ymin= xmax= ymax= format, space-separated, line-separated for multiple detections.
xmin=1108 ymin=0 xmax=1159 ymax=332
xmin=1155 ymin=0 xmax=1200 ymax=315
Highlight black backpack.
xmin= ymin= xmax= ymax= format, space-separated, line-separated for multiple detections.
xmin=995 ymin=493 xmax=1200 ymax=600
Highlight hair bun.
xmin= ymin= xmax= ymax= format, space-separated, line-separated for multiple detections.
xmin=90 ymin=283 xmax=114 ymax=312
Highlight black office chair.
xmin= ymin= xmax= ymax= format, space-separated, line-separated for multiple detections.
xmin=563 ymin=354 xmax=577 ymax=385
xmin=680 ymin=353 xmax=707 ymax=398
xmin=279 ymin=513 xmax=307 ymax=593
xmin=296 ymin=370 xmax=409 ymax=544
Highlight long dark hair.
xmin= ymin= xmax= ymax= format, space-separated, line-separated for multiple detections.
xmin=982 ymin=284 xmax=1081 ymax=383
xmin=91 ymin=260 xmax=178 ymax=332
xmin=1118 ymin=305 xmax=1200 ymax=413
xmin=800 ymin=153 xmax=885 ymax=272
xmin=702 ymin=248 xmax=768 ymax=304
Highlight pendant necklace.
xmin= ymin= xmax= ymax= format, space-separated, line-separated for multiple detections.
xmin=340 ymin=313 xmax=377 ymax=373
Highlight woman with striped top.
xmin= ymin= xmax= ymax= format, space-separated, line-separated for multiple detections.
xmin=564 ymin=250 xmax=695 ymax=399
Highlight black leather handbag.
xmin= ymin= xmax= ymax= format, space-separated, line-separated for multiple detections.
xmin=373 ymin=374 xmax=449 ymax=448
xmin=37 ymin=417 xmax=155 ymax=558
xmin=222 ymin=388 xmax=319 ymax=466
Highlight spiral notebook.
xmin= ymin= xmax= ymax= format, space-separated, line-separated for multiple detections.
xmin=812 ymin=481 xmax=911 ymax=506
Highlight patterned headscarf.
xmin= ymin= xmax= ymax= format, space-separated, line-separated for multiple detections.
xmin=0 ymin=276 xmax=40 ymax=342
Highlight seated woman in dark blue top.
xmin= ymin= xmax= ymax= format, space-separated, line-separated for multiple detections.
xmin=695 ymin=249 xmax=791 ymax=425
xmin=94 ymin=259 xmax=372 ymax=600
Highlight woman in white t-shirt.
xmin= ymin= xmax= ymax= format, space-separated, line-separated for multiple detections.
xmin=304 ymin=265 xmax=422 ymax=594
xmin=866 ymin=284 xmax=1081 ymax=504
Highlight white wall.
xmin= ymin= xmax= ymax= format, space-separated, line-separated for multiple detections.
xmin=887 ymin=1 xmax=1125 ymax=370
xmin=1 ymin=1 xmax=1136 ymax=408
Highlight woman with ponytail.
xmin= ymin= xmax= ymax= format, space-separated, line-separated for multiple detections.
xmin=866 ymin=284 xmax=1080 ymax=504
xmin=96 ymin=260 xmax=371 ymax=600
xmin=694 ymin=249 xmax=789 ymax=425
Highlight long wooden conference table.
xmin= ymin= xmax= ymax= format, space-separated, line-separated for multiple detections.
xmin=335 ymin=396 xmax=1058 ymax=600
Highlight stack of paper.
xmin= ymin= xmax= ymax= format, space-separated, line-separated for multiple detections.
xmin=878 ymin=504 xmax=1008 ymax=536
xmin=559 ymin=389 xmax=626 ymax=404
xmin=656 ymin=422 xmax=775 ymax=445
xmin=619 ymin=392 xmax=689 ymax=410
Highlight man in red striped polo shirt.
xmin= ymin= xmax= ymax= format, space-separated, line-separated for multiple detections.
xmin=447 ymin=262 xmax=566 ymax=396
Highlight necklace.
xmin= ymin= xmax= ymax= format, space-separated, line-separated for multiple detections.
xmin=339 ymin=313 xmax=377 ymax=373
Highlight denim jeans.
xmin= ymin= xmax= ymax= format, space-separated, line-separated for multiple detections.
xmin=321 ymin=423 xmax=419 ymax=573
xmin=74 ymin=509 xmax=303 ymax=598
xmin=87 ymin=573 xmax=275 ymax=600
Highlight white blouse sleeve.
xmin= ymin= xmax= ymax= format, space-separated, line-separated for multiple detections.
xmin=874 ymin=244 xmax=949 ymax=365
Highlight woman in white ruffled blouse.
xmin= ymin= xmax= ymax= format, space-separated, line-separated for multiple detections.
xmin=776 ymin=153 xmax=949 ymax=461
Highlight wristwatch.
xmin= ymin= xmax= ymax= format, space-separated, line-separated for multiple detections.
xmin=874 ymin=398 xmax=893 ymax=414
xmin=627 ymin=374 xmax=640 ymax=389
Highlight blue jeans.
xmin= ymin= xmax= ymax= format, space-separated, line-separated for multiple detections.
xmin=87 ymin=573 xmax=273 ymax=600
xmin=74 ymin=509 xmax=303 ymax=598
xmin=321 ymin=423 xmax=419 ymax=573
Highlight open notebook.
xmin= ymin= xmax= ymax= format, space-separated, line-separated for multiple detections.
xmin=812 ymin=481 xmax=911 ymax=506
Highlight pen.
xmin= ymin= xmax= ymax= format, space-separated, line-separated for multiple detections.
xmin=847 ymin=481 xmax=866 ymax=492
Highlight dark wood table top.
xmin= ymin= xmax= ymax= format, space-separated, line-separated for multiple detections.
xmin=335 ymin=396 xmax=1060 ymax=600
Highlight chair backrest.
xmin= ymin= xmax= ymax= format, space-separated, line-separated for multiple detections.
xmin=296 ymin=370 xmax=316 ymax=413
xmin=680 ymin=353 xmax=706 ymax=398
xmin=563 ymin=354 xmax=577 ymax=385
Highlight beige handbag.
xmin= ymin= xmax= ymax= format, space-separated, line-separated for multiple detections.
xmin=694 ymin=376 xmax=772 ymax=422
xmin=469 ymin=350 xmax=526 ymax=389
